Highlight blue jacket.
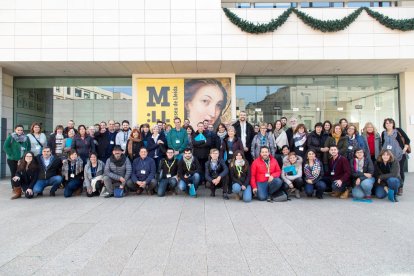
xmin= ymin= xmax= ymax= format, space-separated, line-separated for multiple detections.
xmin=131 ymin=157 xmax=156 ymax=184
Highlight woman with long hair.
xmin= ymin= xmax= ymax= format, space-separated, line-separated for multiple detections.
xmin=229 ymin=150 xmax=252 ymax=202
xmin=273 ymin=120 xmax=288 ymax=154
xmin=185 ymin=125 xmax=195 ymax=149
xmin=350 ymin=148 xmax=375 ymax=200
xmin=48 ymin=125 xmax=65 ymax=158
xmin=374 ymin=149 xmax=401 ymax=202
xmin=62 ymin=150 xmax=84 ymax=197
xmin=84 ymin=152 xmax=105 ymax=197
xmin=140 ymin=123 xmax=151 ymax=147
xmin=291 ymin=123 xmax=308 ymax=159
xmin=220 ymin=126 xmax=244 ymax=164
xmin=323 ymin=123 xmax=348 ymax=167
xmin=216 ymin=123 xmax=228 ymax=144
xmin=71 ymin=125 xmax=95 ymax=165
xmin=126 ymin=129 xmax=143 ymax=162
xmin=361 ymin=122 xmax=381 ymax=164
xmin=27 ymin=122 xmax=47 ymax=157
xmin=281 ymin=152 xmax=304 ymax=199
xmin=10 ymin=152 xmax=38 ymax=199
xmin=381 ymin=118 xmax=410 ymax=195
xmin=303 ymin=149 xmax=326 ymax=199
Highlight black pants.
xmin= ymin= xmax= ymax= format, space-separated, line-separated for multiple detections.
xmin=399 ymin=154 xmax=407 ymax=186
xmin=209 ymin=176 xmax=229 ymax=194
xmin=291 ymin=178 xmax=304 ymax=190
xmin=7 ymin=159 xmax=18 ymax=189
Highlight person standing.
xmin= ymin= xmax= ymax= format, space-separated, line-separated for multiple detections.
xmin=95 ymin=120 xmax=118 ymax=162
xmin=220 ymin=126 xmax=244 ymax=164
xmin=307 ymin=122 xmax=328 ymax=161
xmin=361 ymin=122 xmax=381 ymax=164
xmin=167 ymin=118 xmax=188 ymax=160
xmin=273 ymin=120 xmax=288 ymax=154
xmin=291 ymin=123 xmax=308 ymax=159
xmin=71 ymin=125 xmax=95 ymax=165
xmin=285 ymin=117 xmax=298 ymax=146
xmin=27 ymin=122 xmax=47 ymax=157
xmin=126 ymin=129 xmax=144 ymax=162
xmin=381 ymin=118 xmax=410 ymax=195
xmin=115 ymin=120 xmax=131 ymax=151
xmin=250 ymin=146 xmax=284 ymax=202
xmin=63 ymin=120 xmax=77 ymax=138
xmin=48 ymin=125 xmax=65 ymax=158
xmin=233 ymin=111 xmax=255 ymax=163
xmin=192 ymin=122 xmax=212 ymax=178
xmin=147 ymin=125 xmax=167 ymax=171
xmin=251 ymin=123 xmax=276 ymax=159
xmin=3 ymin=124 xmax=31 ymax=188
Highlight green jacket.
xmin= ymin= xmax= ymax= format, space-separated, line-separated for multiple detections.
xmin=167 ymin=128 xmax=188 ymax=153
xmin=3 ymin=134 xmax=31 ymax=161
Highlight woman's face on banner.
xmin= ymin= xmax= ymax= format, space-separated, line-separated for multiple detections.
xmin=186 ymin=84 xmax=224 ymax=128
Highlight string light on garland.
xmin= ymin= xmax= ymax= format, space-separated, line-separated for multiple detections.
xmin=222 ymin=7 xmax=414 ymax=34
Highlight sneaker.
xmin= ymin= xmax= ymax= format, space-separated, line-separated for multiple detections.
xmin=267 ymin=196 xmax=273 ymax=203
xmin=295 ymin=189 xmax=301 ymax=199
xmin=104 ymin=193 xmax=114 ymax=198
xmin=101 ymin=191 xmax=110 ymax=198
xmin=49 ymin=191 xmax=56 ymax=197
xmin=316 ymin=194 xmax=323 ymax=199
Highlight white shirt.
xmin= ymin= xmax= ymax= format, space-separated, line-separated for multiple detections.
xmin=240 ymin=121 xmax=247 ymax=148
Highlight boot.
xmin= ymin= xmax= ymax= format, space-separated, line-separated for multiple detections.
xmin=340 ymin=189 xmax=349 ymax=199
xmin=11 ymin=187 xmax=22 ymax=200
xmin=397 ymin=187 xmax=403 ymax=196
xmin=330 ymin=191 xmax=341 ymax=197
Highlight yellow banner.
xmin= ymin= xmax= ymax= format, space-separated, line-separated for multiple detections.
xmin=136 ymin=79 xmax=184 ymax=125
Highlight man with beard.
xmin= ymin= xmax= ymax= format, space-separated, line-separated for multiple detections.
xmin=233 ymin=111 xmax=254 ymax=163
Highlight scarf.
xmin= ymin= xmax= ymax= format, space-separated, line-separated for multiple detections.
xmin=127 ymin=138 xmax=141 ymax=158
xmin=55 ymin=134 xmax=64 ymax=155
xmin=235 ymin=159 xmax=245 ymax=167
xmin=332 ymin=132 xmax=341 ymax=144
xmin=217 ymin=131 xmax=227 ymax=141
xmin=62 ymin=158 xmax=83 ymax=180
xmin=293 ymin=132 xmax=307 ymax=147
xmin=382 ymin=129 xmax=403 ymax=161
xmin=274 ymin=128 xmax=283 ymax=139
xmin=11 ymin=133 xmax=27 ymax=143
xmin=259 ymin=132 xmax=268 ymax=146
xmin=184 ymin=156 xmax=194 ymax=171
xmin=354 ymin=158 xmax=364 ymax=173
xmin=110 ymin=154 xmax=126 ymax=167
xmin=304 ymin=159 xmax=322 ymax=180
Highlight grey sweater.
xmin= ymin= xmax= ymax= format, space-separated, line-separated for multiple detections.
xmin=83 ymin=160 xmax=105 ymax=188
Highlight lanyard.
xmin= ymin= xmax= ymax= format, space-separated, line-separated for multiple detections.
xmin=164 ymin=159 xmax=176 ymax=173
xmin=124 ymin=132 xmax=127 ymax=142
xmin=331 ymin=156 xmax=341 ymax=172
xmin=70 ymin=163 xmax=75 ymax=174
xmin=185 ymin=161 xmax=192 ymax=171
xmin=264 ymin=159 xmax=270 ymax=173
xmin=236 ymin=165 xmax=243 ymax=177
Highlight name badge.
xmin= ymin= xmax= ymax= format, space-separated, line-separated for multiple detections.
xmin=166 ymin=174 xmax=172 ymax=178
xmin=387 ymin=145 xmax=392 ymax=150
xmin=331 ymin=171 xmax=335 ymax=176
xmin=110 ymin=141 xmax=114 ymax=145
xmin=21 ymin=147 xmax=25 ymax=151
xmin=265 ymin=173 xmax=270 ymax=177
xmin=299 ymin=147 xmax=304 ymax=151
xmin=35 ymin=145 xmax=41 ymax=150
xmin=70 ymin=173 xmax=75 ymax=178
xmin=140 ymin=170 xmax=146 ymax=174
xmin=348 ymin=146 xmax=353 ymax=150
xmin=228 ymin=150 xmax=233 ymax=155
xmin=176 ymin=139 xmax=180 ymax=144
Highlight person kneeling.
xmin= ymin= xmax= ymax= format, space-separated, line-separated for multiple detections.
xmin=84 ymin=152 xmax=105 ymax=197
xmin=323 ymin=145 xmax=351 ymax=199
xmin=33 ymin=146 xmax=63 ymax=197
xmin=11 ymin=152 xmax=38 ymax=199
xmin=250 ymin=146 xmax=284 ymax=202
xmin=281 ymin=152 xmax=304 ymax=199
xmin=374 ymin=149 xmax=401 ymax=202
xmin=350 ymin=148 xmax=375 ymax=200
xmin=229 ymin=150 xmax=252 ymax=202
xmin=102 ymin=145 xmax=133 ymax=198
xmin=177 ymin=148 xmax=201 ymax=196
xmin=158 ymin=148 xmax=179 ymax=197
xmin=130 ymin=147 xmax=157 ymax=195
xmin=205 ymin=148 xmax=229 ymax=199
xmin=62 ymin=150 xmax=84 ymax=197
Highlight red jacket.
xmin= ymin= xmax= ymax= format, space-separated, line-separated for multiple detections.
xmin=250 ymin=155 xmax=281 ymax=189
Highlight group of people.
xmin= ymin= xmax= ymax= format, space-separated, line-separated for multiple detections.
xmin=3 ymin=112 xmax=410 ymax=203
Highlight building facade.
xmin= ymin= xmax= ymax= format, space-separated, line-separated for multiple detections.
xmin=1 ymin=0 xmax=414 ymax=175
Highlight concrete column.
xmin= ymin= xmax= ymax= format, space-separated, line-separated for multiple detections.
xmin=1 ymin=70 xmax=14 ymax=177
xmin=399 ymin=72 xmax=414 ymax=172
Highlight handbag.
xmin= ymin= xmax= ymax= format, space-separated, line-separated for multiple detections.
xmin=397 ymin=130 xmax=411 ymax=154
xmin=189 ymin=183 xmax=197 ymax=197
xmin=114 ymin=187 xmax=124 ymax=198
xmin=30 ymin=134 xmax=43 ymax=152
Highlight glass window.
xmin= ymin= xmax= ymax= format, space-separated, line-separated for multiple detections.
xmin=237 ymin=3 xmax=251 ymax=8
xmin=301 ymin=2 xmax=311 ymax=7
xmin=312 ymin=2 xmax=330 ymax=7
xmin=348 ymin=2 xmax=371 ymax=7
xmin=254 ymin=3 xmax=275 ymax=8
xmin=236 ymin=75 xmax=399 ymax=132
xmin=332 ymin=2 xmax=344 ymax=7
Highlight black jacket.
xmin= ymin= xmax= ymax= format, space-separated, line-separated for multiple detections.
xmin=204 ymin=159 xmax=228 ymax=182
xmin=16 ymin=167 xmax=39 ymax=189
xmin=233 ymin=120 xmax=254 ymax=149
xmin=307 ymin=131 xmax=324 ymax=159
xmin=192 ymin=131 xmax=211 ymax=160
xmin=229 ymin=162 xmax=250 ymax=186
xmin=37 ymin=155 xmax=62 ymax=180
xmin=350 ymin=156 xmax=375 ymax=185
xmin=95 ymin=130 xmax=118 ymax=161
xmin=71 ymin=135 xmax=95 ymax=159
xmin=374 ymin=159 xmax=402 ymax=185
xmin=159 ymin=157 xmax=178 ymax=179
xmin=178 ymin=157 xmax=201 ymax=181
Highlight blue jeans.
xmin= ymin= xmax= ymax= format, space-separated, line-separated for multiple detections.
xmin=158 ymin=177 xmax=178 ymax=197
xmin=352 ymin=178 xmax=375 ymax=199
xmin=178 ymin=173 xmax=201 ymax=193
xmin=304 ymin=180 xmax=326 ymax=197
xmin=256 ymin=178 xmax=283 ymax=201
xmin=375 ymin=177 xmax=400 ymax=199
xmin=33 ymin=176 xmax=63 ymax=195
xmin=64 ymin=178 xmax=82 ymax=198
xmin=232 ymin=183 xmax=252 ymax=202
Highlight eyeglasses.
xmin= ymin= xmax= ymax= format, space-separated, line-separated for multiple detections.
xmin=25 ymin=156 xmax=33 ymax=158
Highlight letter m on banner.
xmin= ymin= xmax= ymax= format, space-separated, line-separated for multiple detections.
xmin=136 ymin=79 xmax=184 ymax=125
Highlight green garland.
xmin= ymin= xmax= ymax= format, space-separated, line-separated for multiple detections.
xmin=222 ymin=7 xmax=414 ymax=34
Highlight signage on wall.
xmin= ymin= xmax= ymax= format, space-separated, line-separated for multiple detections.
xmin=355 ymin=105 xmax=363 ymax=109
xmin=133 ymin=74 xmax=235 ymax=130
